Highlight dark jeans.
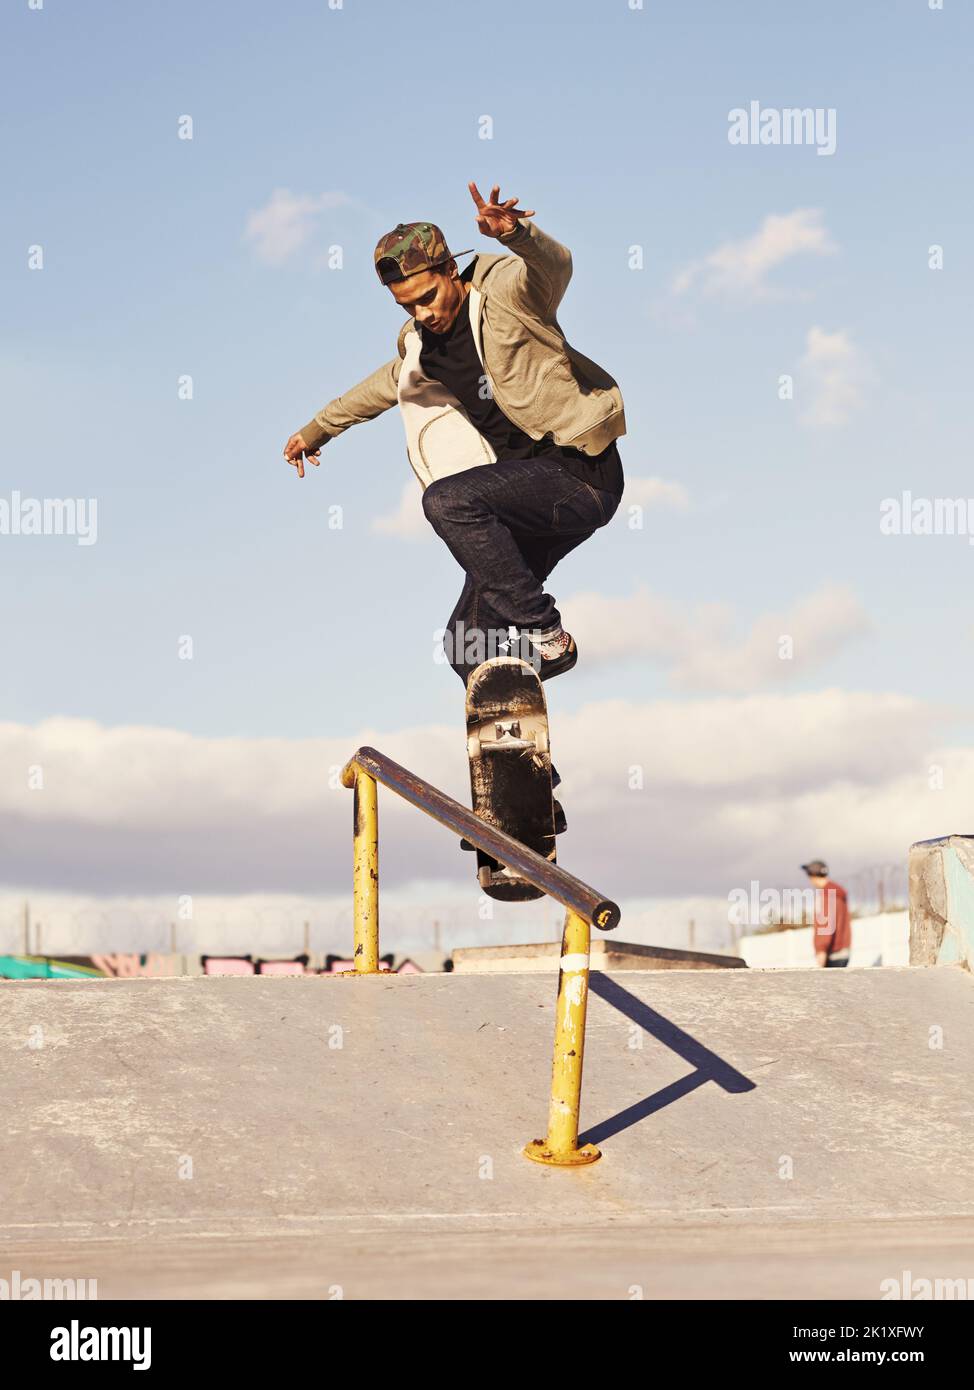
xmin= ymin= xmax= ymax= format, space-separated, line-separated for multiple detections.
xmin=421 ymin=452 xmax=622 ymax=684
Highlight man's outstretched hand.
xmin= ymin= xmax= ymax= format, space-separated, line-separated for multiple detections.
xmin=468 ymin=181 xmax=535 ymax=239
xmin=285 ymin=183 xmax=532 ymax=475
xmin=284 ymin=432 xmax=320 ymax=479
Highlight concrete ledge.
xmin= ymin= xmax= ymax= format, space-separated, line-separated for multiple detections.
xmin=3 ymin=969 xmax=973 ymax=1249
xmin=909 ymin=834 xmax=974 ymax=970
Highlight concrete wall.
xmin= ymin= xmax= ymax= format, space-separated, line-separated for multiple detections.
xmin=0 ymin=950 xmax=446 ymax=980
xmin=739 ymin=912 xmax=909 ymax=969
xmin=910 ymin=835 xmax=974 ymax=971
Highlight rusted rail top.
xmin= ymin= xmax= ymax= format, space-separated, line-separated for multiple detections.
xmin=340 ymin=746 xmax=621 ymax=932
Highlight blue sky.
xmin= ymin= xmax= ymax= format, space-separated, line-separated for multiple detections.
xmin=2 ymin=0 xmax=972 ymax=926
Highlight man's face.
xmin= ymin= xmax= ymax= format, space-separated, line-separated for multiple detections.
xmin=387 ymin=262 xmax=464 ymax=334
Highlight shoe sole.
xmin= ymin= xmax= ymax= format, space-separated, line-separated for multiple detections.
xmin=538 ymin=640 xmax=578 ymax=683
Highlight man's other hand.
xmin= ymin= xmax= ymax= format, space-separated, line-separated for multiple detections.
xmin=468 ymin=181 xmax=535 ymax=239
xmin=284 ymin=432 xmax=321 ymax=479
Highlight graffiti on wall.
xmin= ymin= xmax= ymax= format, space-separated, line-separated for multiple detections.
xmin=0 ymin=953 xmax=429 ymax=980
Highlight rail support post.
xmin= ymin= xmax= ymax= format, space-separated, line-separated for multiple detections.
xmin=341 ymin=763 xmax=381 ymax=974
xmin=523 ymin=907 xmax=601 ymax=1166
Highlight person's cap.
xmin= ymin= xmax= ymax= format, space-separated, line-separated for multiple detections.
xmin=801 ymin=859 xmax=829 ymax=877
xmin=373 ymin=221 xmax=473 ymax=285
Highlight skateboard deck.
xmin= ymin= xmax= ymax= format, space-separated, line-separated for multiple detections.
xmin=465 ymin=657 xmax=556 ymax=902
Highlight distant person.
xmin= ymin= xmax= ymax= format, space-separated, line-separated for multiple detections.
xmin=802 ymin=859 xmax=851 ymax=968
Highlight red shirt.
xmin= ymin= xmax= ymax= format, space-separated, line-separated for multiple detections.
xmin=812 ymin=880 xmax=851 ymax=956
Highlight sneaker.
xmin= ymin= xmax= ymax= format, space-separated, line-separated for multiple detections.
xmin=536 ymin=633 xmax=577 ymax=682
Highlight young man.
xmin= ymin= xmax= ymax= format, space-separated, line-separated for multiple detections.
xmin=284 ymin=181 xmax=626 ymax=686
xmin=802 ymin=859 xmax=852 ymax=968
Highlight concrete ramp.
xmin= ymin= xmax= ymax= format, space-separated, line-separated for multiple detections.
xmin=3 ymin=966 xmax=974 ymax=1298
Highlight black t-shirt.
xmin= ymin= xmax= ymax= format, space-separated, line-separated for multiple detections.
xmin=418 ymin=273 xmax=623 ymax=496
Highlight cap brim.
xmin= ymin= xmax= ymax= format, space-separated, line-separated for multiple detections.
xmin=394 ymin=249 xmax=476 ymax=281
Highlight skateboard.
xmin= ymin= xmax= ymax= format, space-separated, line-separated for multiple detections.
xmin=465 ymin=657 xmax=556 ymax=901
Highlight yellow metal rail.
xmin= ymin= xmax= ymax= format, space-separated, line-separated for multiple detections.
xmin=340 ymin=745 xmax=621 ymax=1166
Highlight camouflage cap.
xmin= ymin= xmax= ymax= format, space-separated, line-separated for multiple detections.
xmin=373 ymin=221 xmax=473 ymax=285
xmin=801 ymin=860 xmax=829 ymax=877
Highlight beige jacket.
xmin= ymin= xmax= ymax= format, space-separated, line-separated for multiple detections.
xmin=300 ymin=219 xmax=626 ymax=489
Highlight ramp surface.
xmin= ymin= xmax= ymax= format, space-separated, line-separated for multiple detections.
xmin=3 ymin=967 xmax=973 ymax=1298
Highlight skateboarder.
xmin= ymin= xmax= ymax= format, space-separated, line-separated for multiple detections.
xmin=284 ymin=182 xmax=626 ymax=687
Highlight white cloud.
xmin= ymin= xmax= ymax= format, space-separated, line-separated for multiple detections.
xmin=371 ymin=478 xmax=430 ymax=540
xmin=562 ymin=583 xmax=869 ymax=690
xmin=621 ymin=477 xmax=689 ymax=510
xmin=244 ymin=189 xmax=355 ymax=266
xmin=798 ymin=325 xmax=873 ymax=428
xmin=0 ymin=690 xmax=961 ymax=905
xmin=672 ymin=208 xmax=836 ymax=301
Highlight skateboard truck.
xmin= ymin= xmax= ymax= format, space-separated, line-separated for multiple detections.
xmin=479 ymin=720 xmax=540 ymax=755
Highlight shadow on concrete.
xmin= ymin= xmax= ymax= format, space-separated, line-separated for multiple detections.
xmin=578 ymin=973 xmax=757 ymax=1148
